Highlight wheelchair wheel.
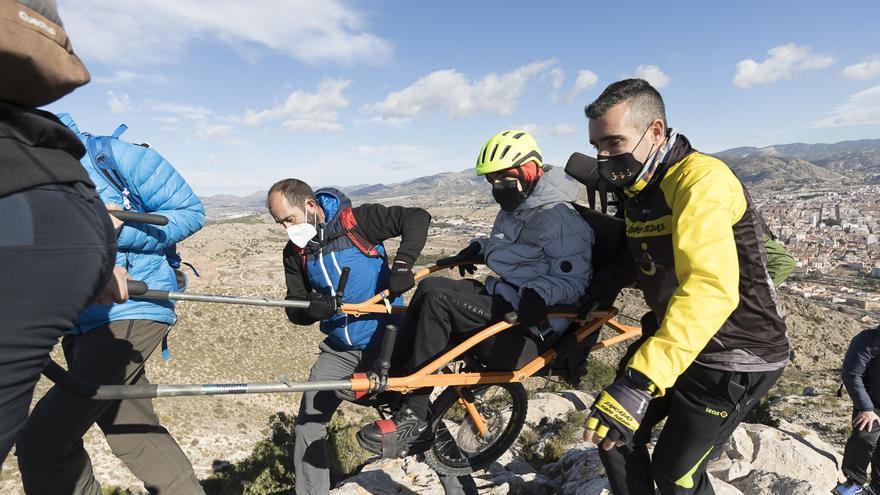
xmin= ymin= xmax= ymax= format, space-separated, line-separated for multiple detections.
xmin=424 ymin=382 xmax=528 ymax=476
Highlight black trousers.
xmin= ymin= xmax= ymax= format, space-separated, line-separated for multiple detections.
xmin=841 ymin=409 xmax=880 ymax=489
xmin=0 ymin=183 xmax=116 ymax=468
xmin=600 ymin=363 xmax=783 ymax=495
xmin=395 ymin=277 xmax=538 ymax=419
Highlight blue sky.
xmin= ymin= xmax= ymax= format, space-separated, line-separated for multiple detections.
xmin=50 ymin=0 xmax=880 ymax=195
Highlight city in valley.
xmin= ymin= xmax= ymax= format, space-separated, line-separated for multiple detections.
xmin=756 ymin=181 xmax=880 ymax=319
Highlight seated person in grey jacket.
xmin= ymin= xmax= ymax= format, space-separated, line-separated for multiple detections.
xmin=358 ymin=129 xmax=594 ymax=453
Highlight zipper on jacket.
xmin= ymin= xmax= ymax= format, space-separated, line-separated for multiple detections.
xmin=317 ymin=229 xmax=336 ymax=297
xmin=317 ymin=230 xmax=353 ymax=347
xmin=330 ymin=250 xmax=353 ymax=347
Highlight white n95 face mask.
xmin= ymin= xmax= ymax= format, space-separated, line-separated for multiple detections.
xmin=287 ymin=223 xmax=317 ymax=248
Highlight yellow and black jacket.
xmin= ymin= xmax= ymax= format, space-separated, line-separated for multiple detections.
xmin=603 ymin=135 xmax=789 ymax=393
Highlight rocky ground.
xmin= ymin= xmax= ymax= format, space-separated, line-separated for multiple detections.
xmin=0 ymin=210 xmax=875 ymax=494
xmin=332 ymin=391 xmax=846 ymax=495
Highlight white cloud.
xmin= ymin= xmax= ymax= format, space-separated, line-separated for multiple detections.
xmin=355 ymin=144 xmax=425 ymax=157
xmin=348 ymin=144 xmax=437 ymax=172
xmin=362 ymin=59 xmax=558 ymax=121
xmin=147 ymin=101 xmax=213 ymax=122
xmin=545 ymin=66 xmax=566 ymax=101
xmin=546 ymin=67 xmax=565 ymax=90
xmin=59 ymin=0 xmax=393 ymax=66
xmin=243 ymin=79 xmax=350 ymax=133
xmin=282 ymin=119 xmax=343 ymax=133
xmin=841 ymin=54 xmax=880 ymax=81
xmin=196 ymin=124 xmax=234 ymax=140
xmin=516 ymin=123 xmax=579 ymax=136
xmin=632 ymin=65 xmax=671 ymax=88
xmin=133 ymin=96 xmax=241 ymax=140
xmin=93 ymin=70 xmax=168 ymax=85
xmin=562 ymin=69 xmax=599 ymax=102
xmin=107 ymin=91 xmax=135 ymax=114
xmin=815 ymin=84 xmax=880 ymax=127
xmin=734 ymin=43 xmax=833 ymax=89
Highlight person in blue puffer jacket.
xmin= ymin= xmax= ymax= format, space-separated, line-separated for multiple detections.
xmin=15 ymin=114 xmax=206 ymax=495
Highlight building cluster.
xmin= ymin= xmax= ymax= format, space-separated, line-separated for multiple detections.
xmin=756 ymin=184 xmax=880 ymax=311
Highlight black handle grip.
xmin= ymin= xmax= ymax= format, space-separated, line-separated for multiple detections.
xmin=336 ymin=267 xmax=351 ymax=298
xmin=110 ymin=211 xmax=169 ymax=226
xmin=376 ymin=324 xmax=398 ymax=377
xmin=127 ymin=280 xmax=149 ymax=296
xmin=435 ymin=254 xmax=485 ymax=268
xmin=504 ymin=311 xmax=519 ymax=324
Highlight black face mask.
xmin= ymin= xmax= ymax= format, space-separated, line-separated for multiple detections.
xmin=491 ymin=179 xmax=527 ymax=212
xmin=597 ymin=125 xmax=655 ymax=189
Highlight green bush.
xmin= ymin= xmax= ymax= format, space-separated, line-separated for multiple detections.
xmin=327 ymin=412 xmax=373 ymax=484
xmin=521 ymin=410 xmax=590 ymax=466
xmin=202 ymin=412 xmax=296 ymax=495
xmin=743 ymin=399 xmax=780 ymax=428
xmin=578 ymin=357 xmax=617 ymax=394
xmin=202 ymin=410 xmax=375 ymax=494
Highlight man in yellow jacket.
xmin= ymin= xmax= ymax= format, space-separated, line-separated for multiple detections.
xmin=581 ymin=78 xmax=789 ymax=495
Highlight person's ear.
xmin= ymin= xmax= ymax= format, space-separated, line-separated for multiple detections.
xmin=650 ymin=119 xmax=666 ymax=145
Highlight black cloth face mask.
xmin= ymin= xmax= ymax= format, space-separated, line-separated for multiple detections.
xmin=491 ymin=178 xmax=527 ymax=212
xmin=597 ymin=124 xmax=655 ymax=189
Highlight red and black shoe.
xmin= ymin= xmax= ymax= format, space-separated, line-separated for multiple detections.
xmin=356 ymin=406 xmax=432 ymax=458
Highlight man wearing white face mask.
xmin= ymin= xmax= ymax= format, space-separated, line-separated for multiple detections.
xmin=267 ymin=178 xmax=430 ymax=495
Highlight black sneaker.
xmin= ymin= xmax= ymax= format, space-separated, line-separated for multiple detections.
xmin=356 ymin=406 xmax=432 ymax=458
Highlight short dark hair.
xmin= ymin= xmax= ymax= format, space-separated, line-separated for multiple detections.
xmin=585 ymin=78 xmax=667 ymax=129
xmin=267 ymin=178 xmax=315 ymax=210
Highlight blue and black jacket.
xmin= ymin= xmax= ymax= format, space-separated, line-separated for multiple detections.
xmin=282 ymin=188 xmax=430 ymax=350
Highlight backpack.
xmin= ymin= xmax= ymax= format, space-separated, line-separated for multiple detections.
xmin=292 ymin=205 xmax=385 ymax=264
xmin=82 ymin=124 xmax=199 ymax=286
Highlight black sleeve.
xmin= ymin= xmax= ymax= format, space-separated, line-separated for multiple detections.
xmin=842 ymin=329 xmax=879 ymax=412
xmin=353 ymin=204 xmax=431 ymax=266
xmin=589 ymin=248 xmax=638 ymax=308
xmin=282 ymin=242 xmax=316 ymax=325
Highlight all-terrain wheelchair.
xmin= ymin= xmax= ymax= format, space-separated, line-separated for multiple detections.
xmin=43 ymin=198 xmax=640 ymax=476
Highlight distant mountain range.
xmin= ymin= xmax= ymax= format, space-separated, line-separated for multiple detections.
xmin=716 ymin=138 xmax=880 ymax=179
xmin=201 ymin=138 xmax=880 ymax=218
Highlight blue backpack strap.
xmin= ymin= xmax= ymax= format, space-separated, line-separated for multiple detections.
xmin=111 ymin=124 xmax=128 ymax=139
xmin=85 ymin=131 xmax=143 ymax=212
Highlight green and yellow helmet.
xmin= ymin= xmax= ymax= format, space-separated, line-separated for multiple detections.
xmin=475 ymin=130 xmax=542 ymax=176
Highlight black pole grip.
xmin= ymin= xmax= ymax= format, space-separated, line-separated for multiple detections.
xmin=504 ymin=311 xmax=519 ymax=324
xmin=42 ymin=360 xmax=98 ymax=397
xmin=377 ymin=324 xmax=398 ymax=377
xmin=336 ymin=267 xmax=351 ymax=298
xmin=127 ymin=280 xmax=149 ymax=296
xmin=110 ymin=211 xmax=169 ymax=226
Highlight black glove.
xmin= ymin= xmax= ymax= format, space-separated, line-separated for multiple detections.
xmin=585 ymin=370 xmax=656 ymax=447
xmin=437 ymin=241 xmax=482 ymax=277
xmin=517 ymin=288 xmax=549 ymax=333
xmin=304 ymin=291 xmax=336 ymax=321
xmin=387 ymin=260 xmax=415 ymax=297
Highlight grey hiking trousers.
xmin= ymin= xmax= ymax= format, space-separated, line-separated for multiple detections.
xmin=295 ymin=339 xmax=477 ymax=495
xmin=15 ymin=320 xmax=204 ymax=495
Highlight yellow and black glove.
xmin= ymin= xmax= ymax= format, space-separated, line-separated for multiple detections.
xmin=586 ymin=370 xmax=656 ymax=446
